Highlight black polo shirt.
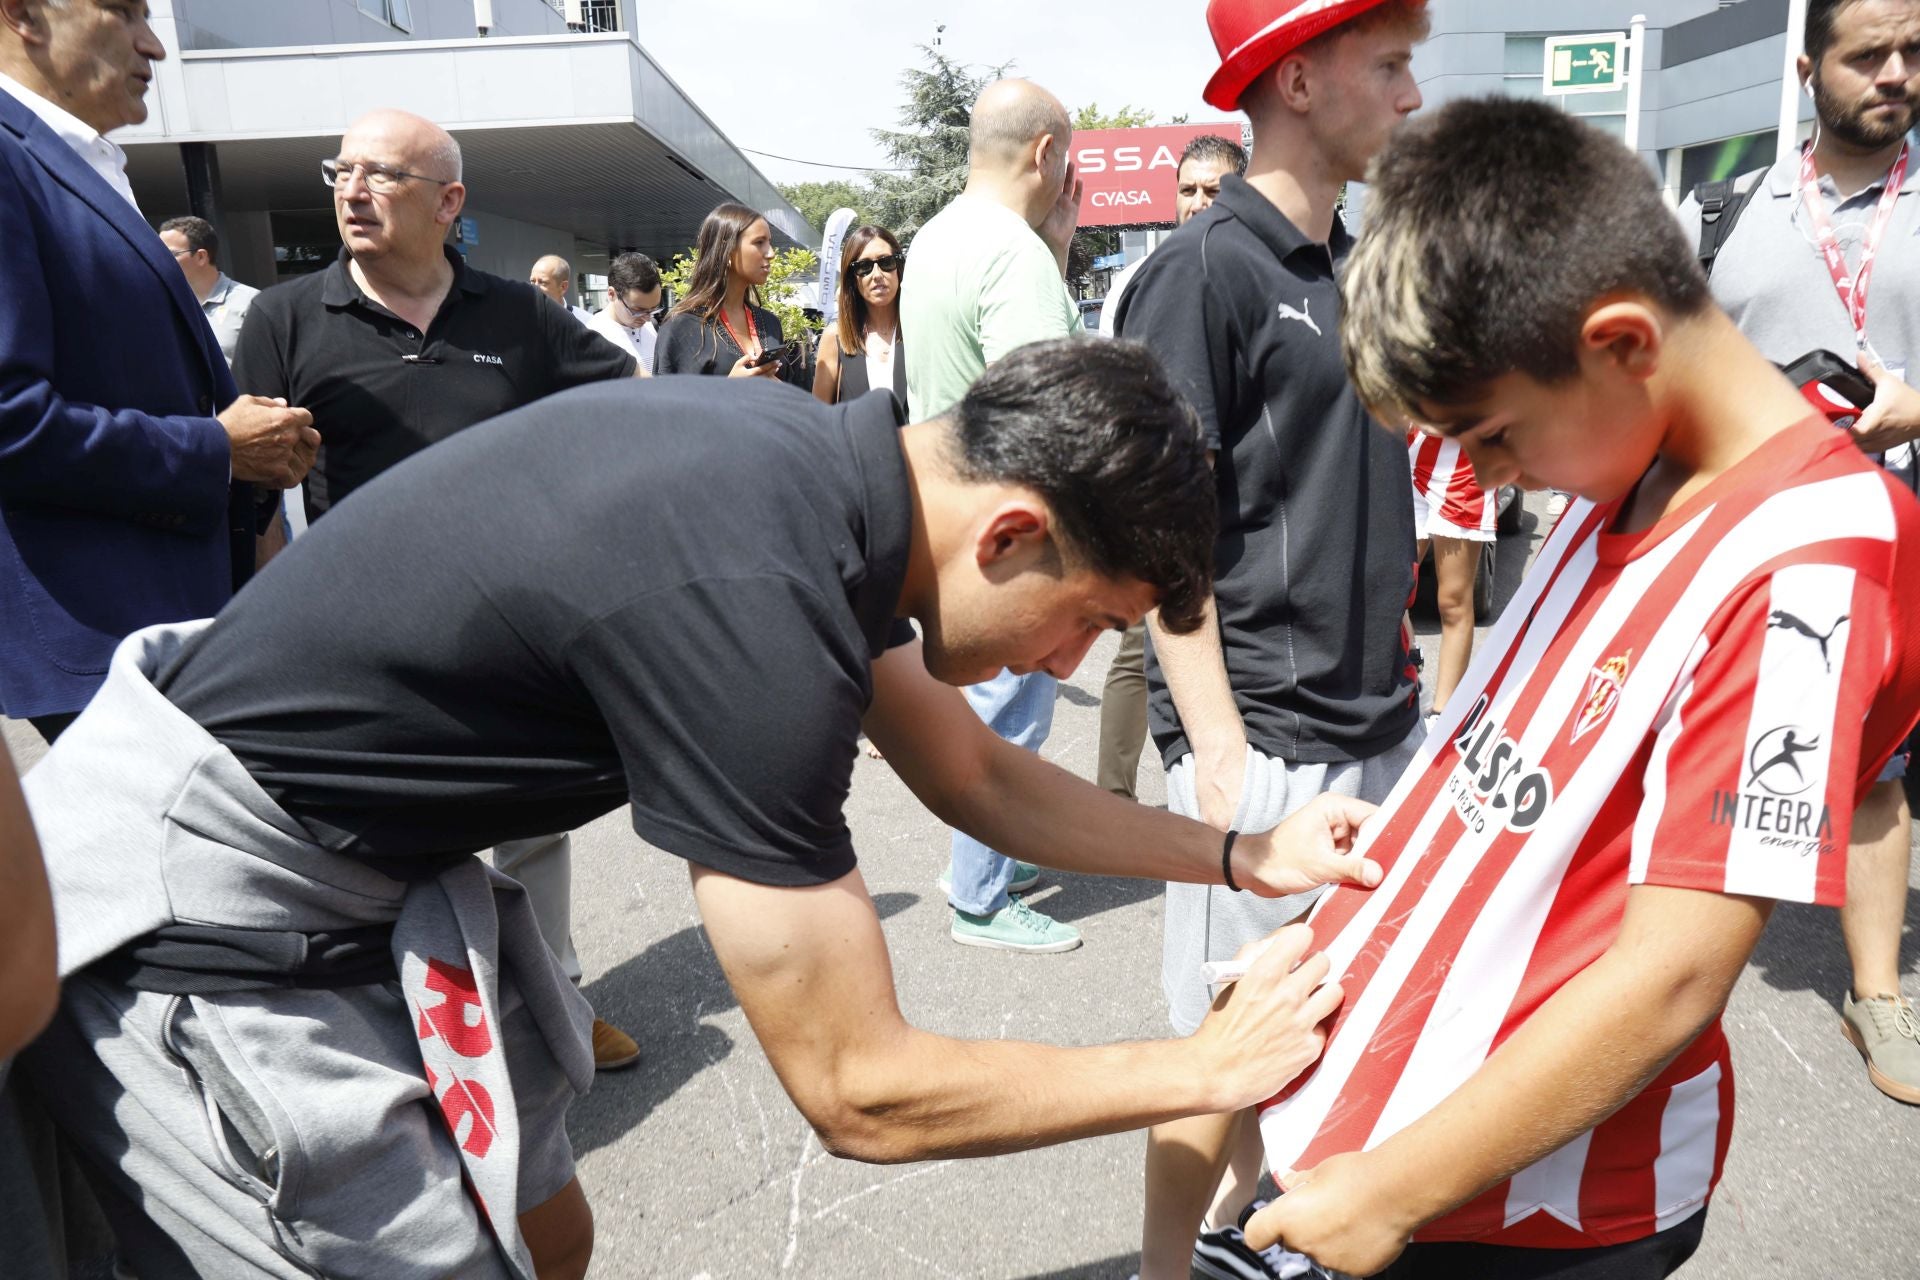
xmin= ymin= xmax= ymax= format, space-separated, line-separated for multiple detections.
xmin=1113 ymin=174 xmax=1418 ymax=766
xmin=233 ymin=246 xmax=635 ymax=518
xmin=159 ymin=381 xmax=914 ymax=885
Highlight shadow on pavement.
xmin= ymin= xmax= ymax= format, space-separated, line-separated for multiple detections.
xmin=1746 ymin=889 xmax=1918 ymax=1001
xmin=1037 ymin=869 xmax=1163 ymax=926
xmin=1014 ymin=1253 xmax=1141 ymax=1279
xmin=570 ymin=892 xmax=920 ymax=1157
xmin=1058 ymin=683 xmax=1101 ymax=709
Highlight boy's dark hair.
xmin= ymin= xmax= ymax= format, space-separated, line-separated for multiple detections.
xmin=1806 ymin=0 xmax=1868 ymax=63
xmin=1342 ymin=98 xmax=1712 ymax=421
xmin=1178 ymin=132 xmax=1248 ymax=176
xmin=608 ymin=251 xmax=660 ymax=295
xmin=946 ymin=339 xmax=1216 ymax=634
xmin=159 ymin=215 xmax=219 ymax=264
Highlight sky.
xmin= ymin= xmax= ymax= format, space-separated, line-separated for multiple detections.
xmin=627 ymin=1 xmax=1239 ymax=191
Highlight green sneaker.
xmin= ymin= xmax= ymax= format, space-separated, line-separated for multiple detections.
xmin=950 ymin=897 xmax=1082 ymax=953
xmin=1841 ymin=992 xmax=1920 ymax=1105
xmin=937 ymin=860 xmax=1041 ymax=899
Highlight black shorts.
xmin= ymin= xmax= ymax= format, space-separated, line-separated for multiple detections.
xmin=1376 ymin=1209 xmax=1706 ymax=1280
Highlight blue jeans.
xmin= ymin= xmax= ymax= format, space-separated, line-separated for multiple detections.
xmin=947 ymin=668 xmax=1055 ymax=914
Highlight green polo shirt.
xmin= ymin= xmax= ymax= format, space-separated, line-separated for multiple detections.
xmin=901 ymin=193 xmax=1083 ymax=419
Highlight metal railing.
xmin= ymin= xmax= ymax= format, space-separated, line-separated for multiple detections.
xmin=539 ymin=0 xmax=622 ymax=32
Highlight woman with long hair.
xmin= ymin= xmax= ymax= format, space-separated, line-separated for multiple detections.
xmin=653 ymin=203 xmax=806 ymax=386
xmin=812 ymin=226 xmax=905 ymax=405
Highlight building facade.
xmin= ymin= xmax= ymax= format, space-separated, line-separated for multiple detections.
xmin=1413 ymin=0 xmax=1812 ymax=206
xmin=124 ymin=0 xmax=812 ymax=291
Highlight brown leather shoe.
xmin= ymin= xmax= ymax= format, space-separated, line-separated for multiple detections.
xmin=591 ymin=1017 xmax=641 ymax=1070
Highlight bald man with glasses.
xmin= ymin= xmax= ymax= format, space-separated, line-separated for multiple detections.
xmin=230 ymin=107 xmax=645 ymax=1070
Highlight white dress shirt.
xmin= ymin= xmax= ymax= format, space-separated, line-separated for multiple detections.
xmin=586 ymin=307 xmax=657 ymax=372
xmin=0 ymin=69 xmax=140 ymax=211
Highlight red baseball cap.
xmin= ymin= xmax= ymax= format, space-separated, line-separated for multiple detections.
xmin=1204 ymin=0 xmax=1395 ymax=111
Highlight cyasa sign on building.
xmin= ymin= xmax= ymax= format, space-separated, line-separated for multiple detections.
xmin=1072 ymin=124 xmax=1244 ymax=227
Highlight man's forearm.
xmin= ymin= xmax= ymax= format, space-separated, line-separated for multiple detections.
xmin=1349 ymin=890 xmax=1770 ymax=1232
xmin=1148 ymin=597 xmax=1245 ymax=765
xmin=829 ymin=1024 xmax=1224 ymax=1163
xmin=955 ymin=732 xmax=1233 ymax=885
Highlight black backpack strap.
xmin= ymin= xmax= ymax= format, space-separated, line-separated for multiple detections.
xmin=1695 ymin=168 xmax=1766 ymax=277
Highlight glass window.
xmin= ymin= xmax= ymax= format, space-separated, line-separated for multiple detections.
xmin=389 ymin=0 xmax=412 ymax=30
xmin=1678 ymin=131 xmax=1779 ymax=194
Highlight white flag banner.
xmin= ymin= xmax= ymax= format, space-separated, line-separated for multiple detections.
xmin=818 ymin=207 xmax=858 ymax=331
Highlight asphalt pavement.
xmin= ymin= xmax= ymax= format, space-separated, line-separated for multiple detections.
xmin=6 ymin=490 xmax=1917 ymax=1279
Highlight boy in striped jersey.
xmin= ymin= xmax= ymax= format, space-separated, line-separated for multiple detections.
xmin=1243 ymin=98 xmax=1920 ymax=1278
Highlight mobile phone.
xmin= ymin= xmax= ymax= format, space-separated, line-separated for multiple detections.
xmin=748 ymin=341 xmax=795 ymax=369
xmin=1780 ymin=349 xmax=1877 ymax=427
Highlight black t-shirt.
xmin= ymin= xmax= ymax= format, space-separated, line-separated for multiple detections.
xmin=232 ymin=247 xmax=636 ymax=519
xmin=652 ymin=305 xmax=809 ymax=388
xmin=1113 ymin=175 xmax=1418 ymax=766
xmin=159 ymin=381 xmax=914 ymax=886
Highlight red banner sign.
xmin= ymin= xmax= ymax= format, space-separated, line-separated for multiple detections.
xmin=1072 ymin=124 xmax=1244 ymax=227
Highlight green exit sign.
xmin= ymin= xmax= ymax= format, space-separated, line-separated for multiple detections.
xmin=1544 ymin=32 xmax=1628 ymax=94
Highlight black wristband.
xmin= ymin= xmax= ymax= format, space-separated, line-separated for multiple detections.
xmin=1221 ymin=829 xmax=1242 ymax=893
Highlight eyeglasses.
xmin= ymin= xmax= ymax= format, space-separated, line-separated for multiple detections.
xmin=321 ymin=158 xmax=456 ymax=195
xmin=617 ymin=294 xmax=666 ymax=324
xmin=849 ymin=254 xmax=903 ymax=279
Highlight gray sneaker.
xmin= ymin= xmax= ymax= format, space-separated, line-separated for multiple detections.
xmin=950 ymin=897 xmax=1082 ymax=953
xmin=1841 ymin=992 xmax=1920 ymax=1105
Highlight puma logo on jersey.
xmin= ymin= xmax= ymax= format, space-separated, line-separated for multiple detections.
xmin=1767 ymin=609 xmax=1848 ymax=672
xmin=1276 ymin=298 xmax=1322 ymax=336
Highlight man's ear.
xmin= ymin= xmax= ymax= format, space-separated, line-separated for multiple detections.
xmin=1033 ymin=133 xmax=1056 ymax=178
xmin=0 ymin=0 xmax=49 ymax=44
xmin=1272 ymin=53 xmax=1314 ymax=114
xmin=974 ymin=502 xmax=1051 ymax=572
xmin=1579 ymin=300 xmax=1662 ymax=382
xmin=438 ymin=181 xmax=467 ymax=227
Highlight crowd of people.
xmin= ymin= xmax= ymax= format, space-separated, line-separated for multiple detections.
xmin=2 ymin=0 xmax=1920 ymax=1277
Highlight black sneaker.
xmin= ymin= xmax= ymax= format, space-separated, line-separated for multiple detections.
xmin=1191 ymin=1200 xmax=1316 ymax=1280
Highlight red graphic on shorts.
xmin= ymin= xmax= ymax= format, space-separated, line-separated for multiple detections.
xmin=415 ymin=958 xmax=501 ymax=1161
xmin=417 ymin=958 xmax=494 ymax=1057
xmin=423 ymin=1063 xmax=499 ymax=1159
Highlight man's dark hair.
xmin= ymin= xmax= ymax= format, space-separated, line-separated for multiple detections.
xmin=1806 ymin=0 xmax=1868 ymax=63
xmin=1179 ymin=132 xmax=1248 ymax=176
xmin=608 ymin=251 xmax=660 ymax=295
xmin=1341 ymin=98 xmax=1712 ymax=421
xmin=945 ymin=339 xmax=1216 ymax=633
xmin=159 ymin=215 xmax=218 ymax=265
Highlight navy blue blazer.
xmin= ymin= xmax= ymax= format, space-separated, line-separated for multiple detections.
xmin=0 ymin=89 xmax=242 ymax=720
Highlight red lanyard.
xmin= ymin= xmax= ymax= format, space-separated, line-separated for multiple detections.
xmin=1798 ymin=139 xmax=1909 ymax=351
xmin=718 ymin=305 xmax=759 ymax=357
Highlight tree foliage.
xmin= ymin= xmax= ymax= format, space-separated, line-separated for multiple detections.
xmin=657 ymin=245 xmax=823 ymax=343
xmin=867 ymin=46 xmax=1008 ymax=242
xmin=1072 ymin=103 xmax=1153 ymax=131
xmin=778 ymin=180 xmax=874 ymax=234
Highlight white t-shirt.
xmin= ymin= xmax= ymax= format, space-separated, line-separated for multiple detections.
xmin=586 ymin=308 xmax=657 ymax=372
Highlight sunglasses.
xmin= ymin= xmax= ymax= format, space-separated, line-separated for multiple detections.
xmin=849 ymin=254 xmax=903 ymax=279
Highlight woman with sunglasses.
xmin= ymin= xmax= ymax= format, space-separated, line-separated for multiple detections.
xmin=812 ymin=226 xmax=905 ymax=405
xmin=653 ymin=203 xmax=805 ymax=386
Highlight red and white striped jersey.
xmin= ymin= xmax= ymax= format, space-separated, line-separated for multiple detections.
xmin=1261 ymin=422 xmax=1920 ymax=1248
xmin=1409 ymin=429 xmax=1497 ymax=540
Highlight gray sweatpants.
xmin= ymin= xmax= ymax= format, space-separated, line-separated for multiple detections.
xmin=1161 ymin=726 xmax=1424 ymax=1036
xmin=21 ymin=620 xmax=594 ymax=1279
xmin=21 ymin=975 xmax=576 ymax=1280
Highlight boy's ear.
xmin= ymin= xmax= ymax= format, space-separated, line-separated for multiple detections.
xmin=1578 ymin=300 xmax=1662 ymax=382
